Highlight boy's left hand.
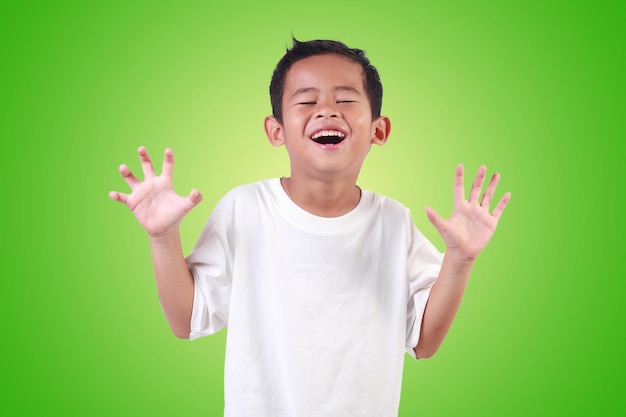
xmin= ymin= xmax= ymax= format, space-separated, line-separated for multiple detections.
xmin=425 ymin=164 xmax=511 ymax=263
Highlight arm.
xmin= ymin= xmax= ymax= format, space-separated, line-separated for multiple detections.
xmin=414 ymin=164 xmax=510 ymax=359
xmin=109 ymin=146 xmax=202 ymax=339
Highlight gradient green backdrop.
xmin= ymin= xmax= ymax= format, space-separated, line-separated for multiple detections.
xmin=3 ymin=0 xmax=623 ymax=415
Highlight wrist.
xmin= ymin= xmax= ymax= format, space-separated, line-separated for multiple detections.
xmin=443 ymin=249 xmax=476 ymax=270
xmin=148 ymin=228 xmax=182 ymax=246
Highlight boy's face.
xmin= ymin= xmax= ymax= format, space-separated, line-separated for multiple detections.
xmin=265 ymin=53 xmax=390 ymax=182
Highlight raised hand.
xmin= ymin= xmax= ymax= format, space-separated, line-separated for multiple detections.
xmin=109 ymin=146 xmax=202 ymax=237
xmin=425 ymin=164 xmax=510 ymax=262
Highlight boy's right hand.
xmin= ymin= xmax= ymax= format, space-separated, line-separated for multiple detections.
xmin=109 ymin=146 xmax=202 ymax=238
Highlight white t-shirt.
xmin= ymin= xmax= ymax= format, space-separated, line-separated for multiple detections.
xmin=186 ymin=179 xmax=443 ymax=417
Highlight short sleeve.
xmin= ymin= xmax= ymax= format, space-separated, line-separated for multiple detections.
xmin=186 ymin=212 xmax=233 ymax=341
xmin=405 ymin=222 xmax=444 ymax=359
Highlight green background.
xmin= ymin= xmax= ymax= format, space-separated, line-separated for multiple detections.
xmin=3 ymin=0 xmax=623 ymax=415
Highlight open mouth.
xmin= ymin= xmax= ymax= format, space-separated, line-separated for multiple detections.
xmin=311 ymin=130 xmax=346 ymax=145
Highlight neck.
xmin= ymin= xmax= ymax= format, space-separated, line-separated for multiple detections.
xmin=280 ymin=176 xmax=361 ymax=218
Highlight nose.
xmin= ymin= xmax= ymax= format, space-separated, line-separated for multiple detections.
xmin=314 ymin=100 xmax=339 ymax=118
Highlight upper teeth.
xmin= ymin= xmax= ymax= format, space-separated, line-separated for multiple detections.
xmin=311 ymin=130 xmax=345 ymax=139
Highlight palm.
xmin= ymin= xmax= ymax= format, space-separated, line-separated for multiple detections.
xmin=109 ymin=147 xmax=202 ymax=237
xmin=426 ymin=165 xmax=510 ymax=262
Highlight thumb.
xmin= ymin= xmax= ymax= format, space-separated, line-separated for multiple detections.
xmin=425 ymin=206 xmax=445 ymax=232
xmin=187 ymin=189 xmax=203 ymax=208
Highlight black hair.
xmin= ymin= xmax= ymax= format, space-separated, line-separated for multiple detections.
xmin=269 ymin=37 xmax=383 ymax=124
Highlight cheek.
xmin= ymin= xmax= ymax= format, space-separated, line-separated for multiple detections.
xmin=351 ymin=115 xmax=375 ymax=136
xmin=283 ymin=111 xmax=308 ymax=130
xmin=347 ymin=107 xmax=374 ymax=125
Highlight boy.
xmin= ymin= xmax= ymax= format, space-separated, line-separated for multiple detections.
xmin=109 ymin=38 xmax=510 ymax=416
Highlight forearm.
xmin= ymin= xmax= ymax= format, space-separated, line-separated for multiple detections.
xmin=149 ymin=231 xmax=195 ymax=339
xmin=414 ymin=251 xmax=474 ymax=359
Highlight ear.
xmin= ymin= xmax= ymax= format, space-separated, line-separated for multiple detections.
xmin=371 ymin=116 xmax=391 ymax=146
xmin=265 ymin=116 xmax=285 ymax=147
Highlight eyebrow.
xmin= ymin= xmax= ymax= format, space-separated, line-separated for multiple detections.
xmin=291 ymin=86 xmax=362 ymax=97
